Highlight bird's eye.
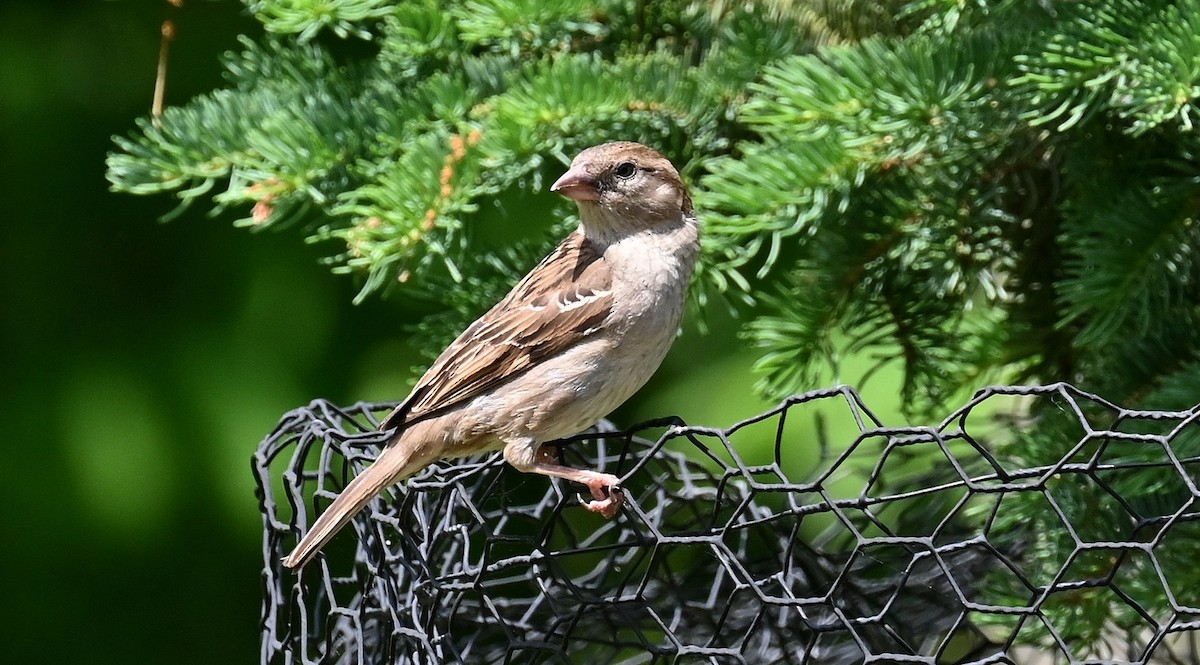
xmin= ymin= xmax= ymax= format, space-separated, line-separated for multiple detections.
xmin=613 ymin=161 xmax=637 ymax=179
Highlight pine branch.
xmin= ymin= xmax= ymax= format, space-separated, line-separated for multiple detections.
xmin=703 ymin=33 xmax=1024 ymax=409
xmin=245 ymin=0 xmax=393 ymax=41
xmin=1013 ymin=0 xmax=1200 ymax=135
xmin=1058 ymin=183 xmax=1200 ymax=349
xmin=110 ymin=9 xmax=804 ymax=301
xmin=107 ymin=0 xmax=1200 ymax=424
xmin=451 ymin=0 xmax=605 ymax=51
xmin=106 ymin=38 xmax=375 ymax=228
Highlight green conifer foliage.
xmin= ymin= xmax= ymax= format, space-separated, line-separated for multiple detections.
xmin=108 ymin=0 xmax=1200 ymax=649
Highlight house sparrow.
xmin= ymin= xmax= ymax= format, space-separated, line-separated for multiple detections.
xmin=283 ymin=141 xmax=700 ymax=569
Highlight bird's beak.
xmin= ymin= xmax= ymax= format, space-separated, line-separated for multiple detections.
xmin=550 ymin=167 xmax=601 ymax=202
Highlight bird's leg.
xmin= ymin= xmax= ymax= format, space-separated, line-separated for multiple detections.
xmin=504 ymin=441 xmax=624 ymax=518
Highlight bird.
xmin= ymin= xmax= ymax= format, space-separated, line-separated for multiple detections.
xmin=283 ymin=141 xmax=700 ymax=569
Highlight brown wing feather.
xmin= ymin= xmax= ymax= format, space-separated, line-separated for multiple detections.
xmin=379 ymin=232 xmax=611 ymax=433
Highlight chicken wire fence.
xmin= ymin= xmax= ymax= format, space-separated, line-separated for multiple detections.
xmin=256 ymin=384 xmax=1200 ymax=664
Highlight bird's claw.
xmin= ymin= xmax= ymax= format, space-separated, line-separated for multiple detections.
xmin=576 ymin=483 xmax=623 ymax=519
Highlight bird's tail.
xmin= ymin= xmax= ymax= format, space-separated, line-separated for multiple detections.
xmin=282 ymin=441 xmax=422 ymax=569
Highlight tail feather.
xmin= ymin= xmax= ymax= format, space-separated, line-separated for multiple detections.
xmin=282 ymin=443 xmax=420 ymax=569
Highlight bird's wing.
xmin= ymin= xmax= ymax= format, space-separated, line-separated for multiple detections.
xmin=378 ymin=231 xmax=612 ymax=433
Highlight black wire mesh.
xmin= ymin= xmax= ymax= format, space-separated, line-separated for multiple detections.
xmin=256 ymin=384 xmax=1200 ymax=664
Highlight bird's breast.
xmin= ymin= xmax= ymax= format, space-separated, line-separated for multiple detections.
xmin=601 ymin=221 xmax=699 ymax=338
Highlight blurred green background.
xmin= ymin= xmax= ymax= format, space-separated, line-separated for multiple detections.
xmin=3 ymin=1 xmax=339 ymax=660
xmin=0 ymin=1 xmax=909 ymax=661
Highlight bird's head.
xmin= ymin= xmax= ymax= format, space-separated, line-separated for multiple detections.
xmin=551 ymin=141 xmax=693 ymax=235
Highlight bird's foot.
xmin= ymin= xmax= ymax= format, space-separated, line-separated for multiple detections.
xmin=577 ymin=472 xmax=623 ymax=518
